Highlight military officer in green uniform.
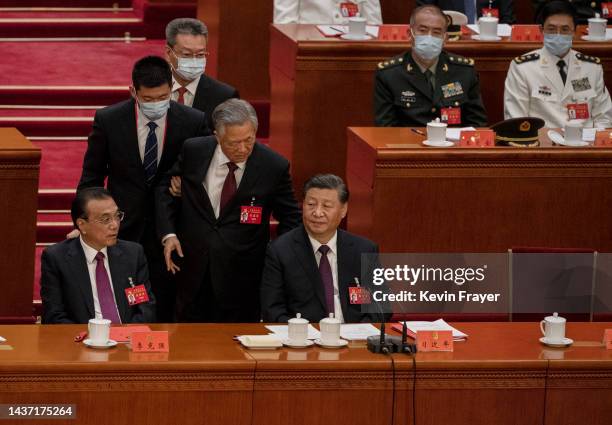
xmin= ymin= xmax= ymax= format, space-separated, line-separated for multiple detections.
xmin=373 ymin=5 xmax=487 ymax=127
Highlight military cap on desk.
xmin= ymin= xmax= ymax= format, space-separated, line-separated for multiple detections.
xmin=491 ymin=117 xmax=545 ymax=147
xmin=444 ymin=10 xmax=467 ymax=41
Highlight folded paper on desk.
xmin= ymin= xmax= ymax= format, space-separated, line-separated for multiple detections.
xmin=392 ymin=319 xmax=468 ymax=341
xmin=317 ymin=25 xmax=380 ymax=37
xmin=266 ymin=324 xmax=321 ymax=340
xmin=110 ymin=325 xmax=152 ymax=343
xmin=0 ymin=336 xmax=5 ymax=342
xmin=467 ymin=24 xmax=512 ymax=37
xmin=340 ymin=324 xmax=380 ymax=340
xmin=446 ymin=127 xmax=476 ymax=140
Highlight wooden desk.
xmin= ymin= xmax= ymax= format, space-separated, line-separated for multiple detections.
xmin=346 ymin=126 xmax=612 ymax=252
xmin=269 ymin=24 xmax=612 ymax=190
xmin=0 ymin=128 xmax=39 ymax=323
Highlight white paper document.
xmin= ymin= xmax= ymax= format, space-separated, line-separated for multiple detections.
xmin=400 ymin=319 xmax=468 ymax=341
xmin=0 ymin=336 xmax=5 ymax=342
xmin=340 ymin=324 xmax=380 ymax=340
xmin=265 ymin=324 xmax=321 ymax=340
xmin=467 ymin=24 xmax=512 ymax=37
xmin=316 ymin=25 xmax=380 ymax=37
xmin=582 ymin=128 xmax=597 ymax=142
xmin=446 ymin=127 xmax=476 ymax=141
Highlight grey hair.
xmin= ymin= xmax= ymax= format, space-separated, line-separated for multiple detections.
xmin=166 ymin=18 xmax=208 ymax=47
xmin=303 ymin=174 xmax=349 ymax=204
xmin=212 ymin=99 xmax=259 ymax=136
xmin=409 ymin=5 xmax=449 ymax=30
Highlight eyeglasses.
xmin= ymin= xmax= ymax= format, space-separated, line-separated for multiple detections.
xmin=85 ymin=211 xmax=125 ymax=226
xmin=170 ymin=48 xmax=209 ymax=60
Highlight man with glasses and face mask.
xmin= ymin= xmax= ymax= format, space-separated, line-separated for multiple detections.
xmin=41 ymin=188 xmax=156 ymax=324
xmin=165 ymin=18 xmax=239 ymax=131
xmin=77 ymin=56 xmax=208 ymax=322
xmin=504 ymin=1 xmax=612 ymax=128
xmin=374 ymin=5 xmax=487 ymax=127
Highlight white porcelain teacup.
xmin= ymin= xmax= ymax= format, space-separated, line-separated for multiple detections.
xmin=540 ymin=312 xmax=566 ymax=343
xmin=88 ymin=318 xmax=111 ymax=345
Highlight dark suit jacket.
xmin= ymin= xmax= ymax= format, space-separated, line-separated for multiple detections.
xmin=41 ymin=238 xmax=156 ymax=324
xmin=418 ymin=0 xmax=516 ymax=24
xmin=260 ymin=226 xmax=382 ymax=323
xmin=78 ymin=99 xmax=208 ymax=244
xmin=192 ymin=75 xmax=239 ymax=131
xmin=156 ymin=136 xmax=301 ymax=322
xmin=532 ymin=0 xmax=610 ymax=25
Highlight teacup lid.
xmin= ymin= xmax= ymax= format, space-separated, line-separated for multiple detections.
xmin=589 ymin=13 xmax=607 ymax=22
xmin=545 ymin=312 xmax=566 ymax=323
xmin=320 ymin=312 xmax=341 ymax=324
xmin=288 ymin=312 xmax=309 ymax=324
xmin=427 ymin=118 xmax=447 ymax=127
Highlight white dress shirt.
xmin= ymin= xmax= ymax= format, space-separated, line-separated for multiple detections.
xmin=79 ymin=236 xmax=121 ymax=322
xmin=274 ymin=0 xmax=382 ymax=25
xmin=171 ymin=76 xmax=201 ymax=107
xmin=307 ymin=231 xmax=344 ymax=323
xmin=204 ymin=143 xmax=246 ymax=218
xmin=136 ymin=105 xmax=166 ymax=163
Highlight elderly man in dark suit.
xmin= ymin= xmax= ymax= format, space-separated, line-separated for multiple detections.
xmin=165 ymin=18 xmax=239 ymax=130
xmin=41 ymin=188 xmax=156 ymax=324
xmin=77 ymin=55 xmax=208 ymax=322
xmin=417 ymin=0 xmax=516 ymax=24
xmin=157 ymin=99 xmax=301 ymax=322
xmin=260 ymin=174 xmax=380 ymax=323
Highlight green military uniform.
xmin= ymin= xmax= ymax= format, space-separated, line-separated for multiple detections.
xmin=373 ymin=50 xmax=488 ymax=127
xmin=532 ymin=1 xmax=611 ymax=25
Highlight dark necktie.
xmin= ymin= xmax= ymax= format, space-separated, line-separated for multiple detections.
xmin=318 ymin=245 xmax=335 ymax=315
xmin=557 ymin=60 xmax=567 ymax=86
xmin=177 ymin=87 xmax=187 ymax=105
xmin=424 ymin=69 xmax=435 ymax=97
xmin=94 ymin=252 xmax=121 ymax=324
xmin=143 ymin=121 xmax=158 ymax=184
xmin=219 ymin=162 xmax=238 ymax=213
xmin=464 ymin=0 xmax=477 ymax=24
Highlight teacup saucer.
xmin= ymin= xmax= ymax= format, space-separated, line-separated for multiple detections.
xmin=548 ymin=130 xmax=589 ymax=147
xmin=581 ymin=35 xmax=612 ymax=42
xmin=282 ymin=339 xmax=315 ymax=348
xmin=315 ymin=338 xmax=349 ymax=348
xmin=83 ymin=338 xmax=118 ymax=349
xmin=422 ymin=140 xmax=454 ymax=147
xmin=539 ymin=337 xmax=573 ymax=348
xmin=471 ymin=35 xmax=502 ymax=41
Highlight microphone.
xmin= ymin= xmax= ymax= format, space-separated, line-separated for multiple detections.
xmin=358 ymin=276 xmax=393 ymax=354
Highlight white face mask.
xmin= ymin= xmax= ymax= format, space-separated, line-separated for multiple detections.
xmin=175 ymin=56 xmax=206 ymax=81
xmin=139 ymin=98 xmax=170 ymax=121
xmin=411 ymin=32 xmax=444 ymax=61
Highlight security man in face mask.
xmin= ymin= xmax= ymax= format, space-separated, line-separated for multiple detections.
xmin=504 ymin=1 xmax=612 ymax=128
xmin=373 ymin=5 xmax=488 ymax=127
xmin=165 ymin=18 xmax=239 ymax=131
xmin=78 ymin=55 xmax=209 ymax=322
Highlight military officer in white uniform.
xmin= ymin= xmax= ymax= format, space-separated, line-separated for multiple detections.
xmin=504 ymin=0 xmax=612 ymax=128
xmin=274 ymin=0 xmax=382 ymax=24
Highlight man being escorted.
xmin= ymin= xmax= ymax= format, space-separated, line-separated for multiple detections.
xmin=41 ymin=188 xmax=156 ymax=324
xmin=261 ymin=174 xmax=379 ymax=323
xmin=374 ymin=5 xmax=487 ymax=127
xmin=504 ymin=1 xmax=612 ymax=128
xmin=157 ymin=99 xmax=301 ymax=322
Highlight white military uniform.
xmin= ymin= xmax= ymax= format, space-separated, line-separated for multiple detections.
xmin=504 ymin=47 xmax=612 ymax=128
xmin=273 ymin=0 xmax=382 ymax=24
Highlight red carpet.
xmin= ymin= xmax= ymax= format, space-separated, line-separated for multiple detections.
xmin=32 ymin=140 xmax=87 ymax=189
xmin=0 ymin=1 xmax=131 ymax=6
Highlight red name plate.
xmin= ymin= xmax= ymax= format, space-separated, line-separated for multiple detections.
xmin=605 ymin=329 xmax=612 ymax=350
xmin=458 ymin=130 xmax=495 ymax=147
xmin=378 ymin=25 xmax=410 ymax=41
xmin=511 ymin=25 xmax=543 ymax=42
xmin=131 ymin=331 xmax=169 ymax=353
xmin=416 ymin=330 xmax=454 ymax=352
xmin=594 ymin=130 xmax=612 ymax=146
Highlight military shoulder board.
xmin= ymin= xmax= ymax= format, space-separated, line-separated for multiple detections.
xmin=576 ymin=52 xmax=601 ymax=65
xmin=514 ymin=53 xmax=539 ymax=64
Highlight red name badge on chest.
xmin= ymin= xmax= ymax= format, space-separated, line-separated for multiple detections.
xmin=567 ymin=103 xmax=590 ymax=120
xmin=340 ymin=2 xmax=359 ymax=17
xmin=124 ymin=284 xmax=149 ymax=306
xmin=349 ymin=286 xmax=371 ymax=304
xmin=240 ymin=205 xmax=262 ymax=224
xmin=481 ymin=8 xmax=499 ymax=18
xmin=441 ymin=107 xmax=461 ymax=125
xmin=131 ymin=331 xmax=169 ymax=353
xmin=602 ymin=3 xmax=611 ymax=18
xmin=604 ymin=329 xmax=612 ymax=349
xmin=416 ymin=330 xmax=454 ymax=352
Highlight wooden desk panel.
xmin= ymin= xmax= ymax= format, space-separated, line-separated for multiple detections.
xmin=346 ymin=127 xmax=612 ymax=252
xmin=269 ymin=24 xmax=612 ymax=190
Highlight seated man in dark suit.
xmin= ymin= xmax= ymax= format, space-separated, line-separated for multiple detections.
xmin=77 ymin=55 xmax=208 ymax=322
xmin=41 ymin=188 xmax=156 ymax=324
xmin=261 ymin=174 xmax=380 ymax=323
xmin=165 ymin=18 xmax=239 ymax=130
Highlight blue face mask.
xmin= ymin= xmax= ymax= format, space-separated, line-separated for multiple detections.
xmin=176 ymin=56 xmax=206 ymax=81
xmin=412 ymin=33 xmax=444 ymax=61
xmin=139 ymin=99 xmax=170 ymax=121
xmin=544 ymin=33 xmax=573 ymax=57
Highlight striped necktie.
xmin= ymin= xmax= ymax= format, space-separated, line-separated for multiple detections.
xmin=143 ymin=121 xmax=158 ymax=183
